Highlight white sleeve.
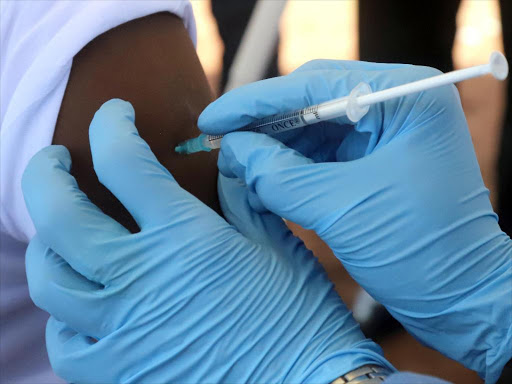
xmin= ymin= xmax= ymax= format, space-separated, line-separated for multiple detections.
xmin=0 ymin=0 xmax=197 ymax=243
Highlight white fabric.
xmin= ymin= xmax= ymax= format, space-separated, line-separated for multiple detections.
xmin=0 ymin=1 xmax=196 ymax=382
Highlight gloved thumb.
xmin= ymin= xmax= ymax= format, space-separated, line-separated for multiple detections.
xmin=218 ymin=132 xmax=350 ymax=234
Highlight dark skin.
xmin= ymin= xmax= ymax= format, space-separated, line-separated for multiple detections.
xmin=53 ymin=13 xmax=219 ymax=233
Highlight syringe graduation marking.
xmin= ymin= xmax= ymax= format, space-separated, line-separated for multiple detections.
xmin=208 ymin=134 xmax=224 ymax=142
xmin=246 ymin=111 xmax=301 ymax=130
xmin=244 ymin=105 xmax=323 ymax=134
xmin=303 ymin=105 xmax=320 ymax=119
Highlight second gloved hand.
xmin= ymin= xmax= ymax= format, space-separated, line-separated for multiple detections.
xmin=22 ymin=99 xmax=393 ymax=384
xmin=198 ymin=60 xmax=512 ymax=382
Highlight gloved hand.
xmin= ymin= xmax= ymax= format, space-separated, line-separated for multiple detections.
xmin=198 ymin=60 xmax=512 ymax=382
xmin=22 ymin=99 xmax=393 ymax=384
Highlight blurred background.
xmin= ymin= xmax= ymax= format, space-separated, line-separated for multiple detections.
xmin=190 ymin=1 xmax=508 ymax=383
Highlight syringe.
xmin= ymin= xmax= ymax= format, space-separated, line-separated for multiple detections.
xmin=175 ymin=51 xmax=508 ymax=155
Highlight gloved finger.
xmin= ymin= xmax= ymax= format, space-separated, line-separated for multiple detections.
xmin=22 ymin=145 xmax=129 ymax=284
xmin=198 ymin=59 xmax=411 ymax=136
xmin=90 ymin=99 xmax=219 ymax=230
xmin=218 ymin=174 xmax=291 ymax=246
xmin=218 ymin=132 xmax=337 ymax=231
xmin=217 ymin=154 xmax=266 ymax=213
xmin=198 ymin=68 xmax=372 ymax=135
xmin=290 ymin=59 xmax=408 ymax=74
xmin=199 ymin=63 xmax=451 ymax=164
xmin=26 ymin=236 xmax=114 ymax=339
xmin=46 ymin=317 xmax=118 ymax=384
xmin=218 ymin=130 xmax=427 ymax=254
xmin=285 ymin=64 xmax=454 ymax=162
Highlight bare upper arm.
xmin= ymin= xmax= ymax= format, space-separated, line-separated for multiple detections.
xmin=53 ymin=12 xmax=219 ymax=232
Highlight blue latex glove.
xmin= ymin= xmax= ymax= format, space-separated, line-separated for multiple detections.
xmin=198 ymin=60 xmax=512 ymax=382
xmin=22 ymin=99 xmax=394 ymax=384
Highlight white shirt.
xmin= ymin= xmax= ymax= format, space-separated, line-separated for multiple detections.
xmin=0 ymin=1 xmax=196 ymax=382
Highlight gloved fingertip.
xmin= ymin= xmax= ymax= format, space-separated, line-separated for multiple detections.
xmin=218 ymin=156 xmax=266 ymax=213
xmin=37 ymin=144 xmax=71 ymax=159
xmin=90 ymin=99 xmax=136 ymax=138
xmin=22 ymin=145 xmax=72 ymax=193
xmin=97 ymin=98 xmax=135 ymax=120
xmin=217 ymin=146 xmax=239 ymax=179
xmin=198 ymin=92 xmax=249 ymax=134
xmin=198 ymin=82 xmax=276 ymax=134
xmin=89 ymin=98 xmax=142 ymax=172
xmin=34 ymin=145 xmax=71 ymax=168
xmin=197 ymin=103 xmax=221 ymax=134
xmin=218 ymin=132 xmax=265 ymax=176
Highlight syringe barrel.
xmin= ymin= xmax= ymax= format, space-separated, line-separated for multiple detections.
xmin=244 ymin=110 xmax=310 ymax=134
xmin=204 ymin=81 xmax=372 ymax=151
xmin=240 ymin=92 xmax=357 ymax=135
xmin=204 ymin=108 xmax=318 ymax=149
